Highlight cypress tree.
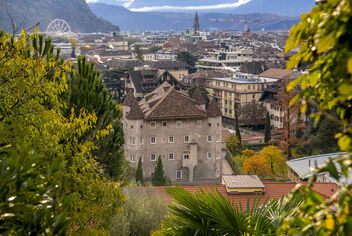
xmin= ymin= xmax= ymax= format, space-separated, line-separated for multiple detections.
xmin=235 ymin=105 xmax=242 ymax=145
xmin=264 ymin=112 xmax=271 ymax=143
xmin=135 ymin=157 xmax=144 ymax=185
xmin=152 ymin=156 xmax=166 ymax=186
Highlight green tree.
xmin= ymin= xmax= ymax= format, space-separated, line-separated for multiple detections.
xmin=133 ymin=44 xmax=144 ymax=61
xmin=135 ymin=157 xmax=144 ymax=185
xmin=264 ymin=112 xmax=271 ymax=143
xmin=152 ymin=156 xmax=166 ymax=186
xmin=110 ymin=187 xmax=168 ymax=236
xmin=234 ymin=105 xmax=242 ymax=145
xmin=225 ymin=133 xmax=241 ymax=154
xmin=64 ymin=56 xmax=126 ymax=181
xmin=0 ymin=30 xmax=123 ymax=233
xmin=278 ymin=0 xmax=352 ymax=235
xmin=0 ymin=143 xmax=71 ymax=235
xmin=176 ymin=51 xmax=199 ymax=73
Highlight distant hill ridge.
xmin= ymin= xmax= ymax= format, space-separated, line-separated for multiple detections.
xmin=89 ymin=3 xmax=301 ymax=32
xmin=0 ymin=0 xmax=119 ymax=33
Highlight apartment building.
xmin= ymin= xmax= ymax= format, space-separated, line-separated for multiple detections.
xmin=197 ymin=45 xmax=253 ymax=71
xmin=122 ymin=82 xmax=222 ymax=183
xmin=206 ymin=72 xmax=278 ymax=126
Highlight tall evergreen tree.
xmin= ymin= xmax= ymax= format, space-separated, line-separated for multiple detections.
xmin=234 ymin=104 xmax=242 ymax=145
xmin=135 ymin=157 xmax=144 ymax=185
xmin=64 ymin=56 xmax=126 ymax=180
xmin=264 ymin=112 xmax=271 ymax=143
xmin=152 ymin=156 xmax=166 ymax=186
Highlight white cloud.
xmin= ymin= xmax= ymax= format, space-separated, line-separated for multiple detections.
xmin=129 ymin=0 xmax=252 ymax=12
xmin=122 ymin=0 xmax=135 ymax=8
xmin=86 ymin=0 xmax=98 ymax=2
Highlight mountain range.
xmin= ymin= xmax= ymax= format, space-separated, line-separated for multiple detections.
xmin=89 ymin=3 xmax=301 ymax=32
xmin=88 ymin=0 xmax=316 ymax=16
xmin=0 ymin=0 xmax=119 ymax=33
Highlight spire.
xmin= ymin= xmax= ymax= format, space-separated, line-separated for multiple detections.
xmin=122 ymin=91 xmax=135 ymax=107
xmin=207 ymin=100 xmax=222 ymax=117
xmin=192 ymin=89 xmax=206 ymax=105
xmin=194 ymin=12 xmax=200 ymax=35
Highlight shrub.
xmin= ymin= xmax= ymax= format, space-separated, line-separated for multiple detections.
xmin=109 ymin=187 xmax=168 ymax=236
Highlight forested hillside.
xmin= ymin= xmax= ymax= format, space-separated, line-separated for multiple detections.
xmin=0 ymin=0 xmax=119 ymax=33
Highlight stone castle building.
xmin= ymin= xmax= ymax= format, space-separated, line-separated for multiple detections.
xmin=122 ymin=82 xmax=222 ymax=183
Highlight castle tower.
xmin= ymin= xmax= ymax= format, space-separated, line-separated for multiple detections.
xmin=193 ymin=12 xmax=200 ymax=35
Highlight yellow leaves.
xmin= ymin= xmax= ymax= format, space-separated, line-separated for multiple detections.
xmin=324 ymin=215 xmax=335 ymax=231
xmin=300 ymin=101 xmax=307 ymax=114
xmin=347 ymin=56 xmax=352 ymax=74
xmin=317 ymin=32 xmax=335 ymax=54
xmin=337 ymin=134 xmax=351 ymax=152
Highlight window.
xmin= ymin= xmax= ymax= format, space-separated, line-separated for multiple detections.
xmin=196 ymin=120 xmax=202 ymax=128
xmin=248 ymin=85 xmax=251 ymax=90
xmin=169 ymin=153 xmax=174 ymax=160
xmin=150 ymin=154 xmax=156 ymax=161
xmin=176 ymin=170 xmax=182 ymax=179
xmin=208 ymin=123 xmax=212 ymax=127
xmin=183 ymin=152 xmax=190 ymax=160
xmin=184 ymin=136 xmax=189 ymax=143
xmin=130 ymin=154 xmax=135 ymax=162
xmin=140 ymin=137 xmax=143 ymax=145
xmin=252 ymin=95 xmax=255 ymax=99
xmin=225 ymin=100 xmax=228 ymax=105
xmin=169 ymin=136 xmax=174 ymax=143
xmin=216 ymin=134 xmax=221 ymax=142
xmin=270 ymin=114 xmax=274 ymax=120
xmin=176 ymin=120 xmax=182 ymax=128
xmin=229 ymin=109 xmax=232 ymax=114
xmin=151 ymin=137 xmax=156 ymax=144
xmin=162 ymin=121 xmax=167 ymax=127
xmin=150 ymin=121 xmax=156 ymax=128
xmin=270 ymin=104 xmax=274 ymax=109
xmin=129 ymin=137 xmax=135 ymax=145
xmin=229 ymin=101 xmax=232 ymax=106
xmin=131 ymin=125 xmax=133 ymax=129
xmin=208 ymin=136 xmax=212 ymax=142
xmin=207 ymin=152 xmax=212 ymax=159
xmin=224 ymin=108 xmax=228 ymax=113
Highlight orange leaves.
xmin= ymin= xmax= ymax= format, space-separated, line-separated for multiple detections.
xmin=243 ymin=155 xmax=271 ymax=177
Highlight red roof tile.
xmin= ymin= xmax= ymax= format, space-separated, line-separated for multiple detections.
xmin=144 ymin=182 xmax=339 ymax=206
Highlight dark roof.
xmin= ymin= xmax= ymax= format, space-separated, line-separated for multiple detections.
xmin=144 ymin=60 xmax=189 ymax=69
xmin=122 ymin=91 xmax=135 ymax=106
xmin=146 ymin=89 xmax=207 ymax=120
xmin=127 ymin=69 xmax=186 ymax=94
xmin=105 ymin=59 xmax=143 ymax=68
xmin=192 ymin=89 xmax=206 ymax=105
xmin=126 ymin=97 xmax=144 ymax=120
xmin=207 ymin=100 xmax=222 ymax=117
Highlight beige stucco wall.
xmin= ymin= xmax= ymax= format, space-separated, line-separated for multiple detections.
xmin=123 ymin=114 xmax=222 ymax=183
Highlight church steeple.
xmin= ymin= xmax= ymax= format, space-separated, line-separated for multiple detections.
xmin=193 ymin=12 xmax=200 ymax=35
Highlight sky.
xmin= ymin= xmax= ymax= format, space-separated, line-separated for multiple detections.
xmin=85 ymin=0 xmax=253 ymax=12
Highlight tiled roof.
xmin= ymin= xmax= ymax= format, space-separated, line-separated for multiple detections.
xmin=259 ymin=68 xmax=293 ymax=80
xmin=207 ymin=100 xmax=222 ymax=117
xmin=144 ymin=60 xmax=189 ymax=69
xmin=126 ymin=97 xmax=144 ymax=120
xmin=191 ymin=89 xmax=206 ymax=105
xmin=145 ymin=87 xmax=207 ymax=120
xmin=122 ymin=91 xmax=135 ymax=106
xmin=144 ymin=182 xmax=340 ymax=205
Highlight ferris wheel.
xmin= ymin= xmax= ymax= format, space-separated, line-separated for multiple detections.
xmin=46 ymin=19 xmax=72 ymax=36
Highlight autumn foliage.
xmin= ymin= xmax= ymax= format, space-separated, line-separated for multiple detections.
xmin=243 ymin=155 xmax=271 ymax=177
